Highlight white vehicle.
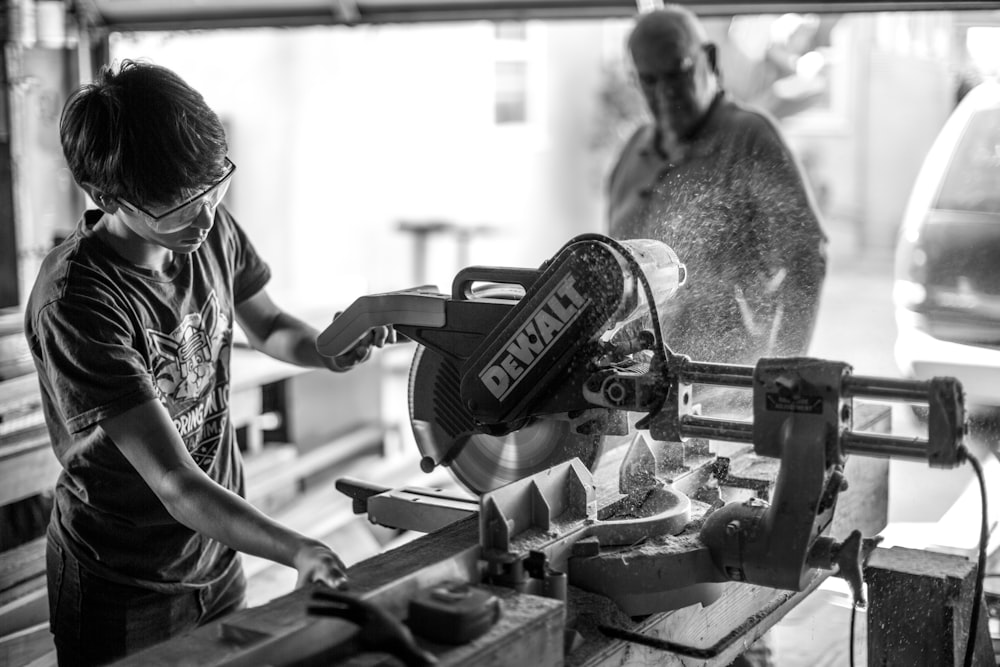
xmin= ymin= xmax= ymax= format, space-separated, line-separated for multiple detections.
xmin=894 ymin=79 xmax=1000 ymax=412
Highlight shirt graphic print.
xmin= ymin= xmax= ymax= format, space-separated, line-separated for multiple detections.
xmin=146 ymin=290 xmax=232 ymax=471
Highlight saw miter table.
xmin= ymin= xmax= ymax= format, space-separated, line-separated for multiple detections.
xmin=120 ymin=235 xmax=972 ymax=666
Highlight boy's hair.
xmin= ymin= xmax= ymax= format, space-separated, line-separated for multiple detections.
xmin=60 ymin=59 xmax=228 ymax=207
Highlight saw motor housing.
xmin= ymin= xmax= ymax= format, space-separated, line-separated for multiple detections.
xmin=318 ymin=235 xmax=687 ymax=493
xmin=458 ymin=237 xmax=684 ymax=429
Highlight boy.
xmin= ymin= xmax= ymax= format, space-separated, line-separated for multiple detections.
xmin=25 ymin=60 xmax=390 ymax=665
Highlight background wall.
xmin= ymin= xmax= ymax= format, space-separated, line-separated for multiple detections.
xmin=109 ymin=22 xmax=616 ymax=318
xmin=8 ymin=11 xmax=996 ymax=313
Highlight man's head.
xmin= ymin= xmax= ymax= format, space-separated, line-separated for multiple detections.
xmin=60 ymin=60 xmax=230 ymax=235
xmin=628 ymin=5 xmax=720 ymax=141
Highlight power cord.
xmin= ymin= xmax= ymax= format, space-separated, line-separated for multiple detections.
xmin=959 ymin=445 xmax=989 ymax=667
xmin=850 ymin=445 xmax=989 ymax=667
xmin=849 ymin=600 xmax=859 ymax=667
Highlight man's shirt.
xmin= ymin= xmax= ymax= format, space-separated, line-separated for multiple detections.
xmin=608 ymin=92 xmax=827 ymax=364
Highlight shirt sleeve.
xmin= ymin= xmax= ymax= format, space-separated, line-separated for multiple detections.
xmin=216 ymin=206 xmax=272 ymax=304
xmin=34 ymin=292 xmax=158 ymax=434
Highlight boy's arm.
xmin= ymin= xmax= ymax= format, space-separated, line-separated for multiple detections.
xmin=235 ymin=287 xmax=392 ymax=372
xmin=102 ymin=398 xmax=346 ymax=589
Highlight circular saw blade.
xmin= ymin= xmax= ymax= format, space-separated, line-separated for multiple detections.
xmin=408 ymin=345 xmax=608 ymax=495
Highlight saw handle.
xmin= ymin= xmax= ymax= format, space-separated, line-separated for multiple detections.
xmin=335 ymin=477 xmax=391 ymax=515
xmin=451 ymin=266 xmax=539 ymax=300
xmin=316 ymin=288 xmax=448 ymax=358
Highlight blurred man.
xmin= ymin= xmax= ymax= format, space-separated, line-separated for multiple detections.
xmin=608 ymin=5 xmax=827 ymax=365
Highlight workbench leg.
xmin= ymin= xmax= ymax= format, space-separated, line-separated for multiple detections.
xmin=865 ymin=546 xmax=994 ymax=666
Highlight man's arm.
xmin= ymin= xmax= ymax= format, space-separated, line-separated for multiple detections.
xmin=235 ymin=288 xmax=392 ymax=372
xmin=777 ymin=227 xmax=827 ymax=357
xmin=747 ymin=117 xmax=828 ymax=357
xmin=102 ymin=398 xmax=346 ymax=588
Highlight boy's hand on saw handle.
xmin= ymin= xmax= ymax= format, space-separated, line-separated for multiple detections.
xmin=320 ymin=311 xmax=396 ymax=372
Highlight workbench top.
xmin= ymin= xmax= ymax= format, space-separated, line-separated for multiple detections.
xmin=116 ymin=404 xmax=890 ymax=667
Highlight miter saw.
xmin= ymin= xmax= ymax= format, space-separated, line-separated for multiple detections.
xmin=318 ymin=234 xmax=968 ymax=619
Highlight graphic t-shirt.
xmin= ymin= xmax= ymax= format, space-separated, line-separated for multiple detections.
xmin=25 ymin=206 xmax=270 ymax=591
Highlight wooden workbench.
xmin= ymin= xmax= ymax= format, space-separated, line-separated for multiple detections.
xmin=117 ymin=404 xmax=891 ymax=666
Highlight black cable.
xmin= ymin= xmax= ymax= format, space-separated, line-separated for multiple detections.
xmin=562 ymin=234 xmax=672 ymax=424
xmin=849 ymin=601 xmax=858 ymax=667
xmin=959 ymin=445 xmax=989 ymax=667
xmin=562 ymin=233 xmax=670 ymax=365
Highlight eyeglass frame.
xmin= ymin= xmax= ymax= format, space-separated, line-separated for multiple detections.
xmin=117 ymin=158 xmax=236 ymax=229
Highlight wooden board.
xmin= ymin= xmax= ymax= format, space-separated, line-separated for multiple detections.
xmin=0 ymin=432 xmax=60 ymax=506
xmin=0 ymin=537 xmax=46 ymax=595
xmin=0 ymin=621 xmax=55 ymax=667
xmin=117 ymin=519 xmax=564 ymax=667
xmin=112 ymin=405 xmax=892 ymax=667
xmin=570 ymin=578 xmax=825 ymax=666
xmin=866 ymin=546 xmax=994 ymax=666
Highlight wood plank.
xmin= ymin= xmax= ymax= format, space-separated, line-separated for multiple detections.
xmin=572 ymin=577 xmax=825 ymax=666
xmin=110 ymin=510 xmax=833 ymax=667
xmin=229 ymin=347 xmax=309 ymax=394
xmin=0 ymin=372 xmax=38 ymax=409
xmin=0 ymin=574 xmax=46 ymax=609
xmin=0 ymin=586 xmax=48 ymax=636
xmin=866 ymin=546 xmax=994 ymax=666
xmin=0 ymin=537 xmax=45 ymax=593
xmin=114 ymin=518 xmax=564 ymax=667
xmin=228 ymin=385 xmax=262 ymax=432
xmin=0 ymin=621 xmax=55 ymax=667
xmin=101 ymin=403 xmax=892 ymax=667
xmin=243 ymin=443 xmax=298 ymax=514
xmin=243 ymin=426 xmax=384 ymax=505
xmin=0 ymin=439 xmax=60 ymax=506
xmin=23 ymin=648 xmax=58 ymax=667
xmin=242 ymin=449 xmax=457 ymax=586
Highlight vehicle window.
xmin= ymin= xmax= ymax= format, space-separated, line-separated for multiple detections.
xmin=935 ymin=108 xmax=1000 ymax=214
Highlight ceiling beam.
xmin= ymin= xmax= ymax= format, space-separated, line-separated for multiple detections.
xmin=68 ymin=0 xmax=1000 ymax=33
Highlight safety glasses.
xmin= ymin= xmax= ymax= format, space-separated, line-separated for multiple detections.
xmin=119 ymin=158 xmax=236 ymax=234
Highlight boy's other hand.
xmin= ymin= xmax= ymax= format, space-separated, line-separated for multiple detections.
xmin=293 ymin=540 xmax=348 ymax=590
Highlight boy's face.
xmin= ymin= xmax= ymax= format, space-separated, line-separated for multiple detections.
xmin=114 ymin=159 xmax=235 ymax=252
xmin=120 ymin=159 xmax=235 ymax=234
xmin=120 ymin=199 xmax=219 ymax=253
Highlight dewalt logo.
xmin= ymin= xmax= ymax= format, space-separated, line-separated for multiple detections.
xmin=479 ymin=274 xmax=589 ymax=400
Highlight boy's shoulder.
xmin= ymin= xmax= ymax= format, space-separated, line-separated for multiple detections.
xmin=27 ymin=211 xmax=114 ymax=320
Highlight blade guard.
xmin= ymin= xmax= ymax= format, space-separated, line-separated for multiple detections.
xmin=461 ymin=239 xmax=644 ymax=426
